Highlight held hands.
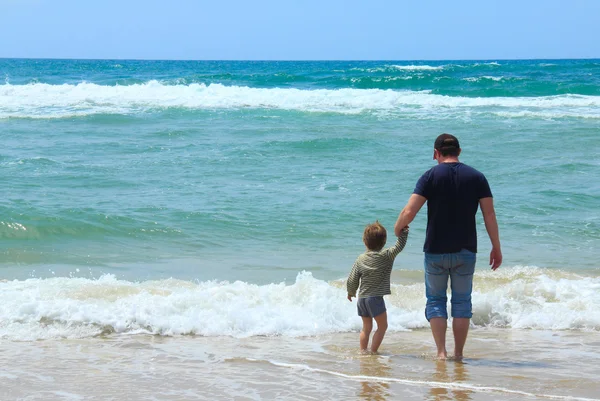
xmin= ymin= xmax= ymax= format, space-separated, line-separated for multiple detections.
xmin=347 ymin=294 xmax=354 ymax=302
xmin=490 ymin=247 xmax=503 ymax=271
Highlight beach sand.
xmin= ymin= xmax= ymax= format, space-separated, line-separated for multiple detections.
xmin=1 ymin=328 xmax=598 ymax=400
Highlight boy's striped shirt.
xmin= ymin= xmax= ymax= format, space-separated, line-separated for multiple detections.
xmin=347 ymin=229 xmax=409 ymax=298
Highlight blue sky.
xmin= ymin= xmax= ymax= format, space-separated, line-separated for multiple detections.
xmin=1 ymin=0 xmax=599 ymax=60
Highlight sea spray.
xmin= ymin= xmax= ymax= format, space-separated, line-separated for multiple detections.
xmin=2 ymin=267 xmax=599 ymax=341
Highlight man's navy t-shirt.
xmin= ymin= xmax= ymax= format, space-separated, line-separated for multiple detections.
xmin=414 ymin=162 xmax=492 ymax=254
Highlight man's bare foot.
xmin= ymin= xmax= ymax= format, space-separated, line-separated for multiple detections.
xmin=435 ymin=347 xmax=448 ymax=360
xmin=441 ymin=354 xmax=464 ymax=362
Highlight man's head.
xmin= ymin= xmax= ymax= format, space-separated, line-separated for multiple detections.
xmin=363 ymin=221 xmax=387 ymax=251
xmin=433 ymin=133 xmax=461 ymax=161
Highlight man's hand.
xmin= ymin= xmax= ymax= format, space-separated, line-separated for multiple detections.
xmin=347 ymin=294 xmax=354 ymax=302
xmin=490 ymin=247 xmax=502 ymax=271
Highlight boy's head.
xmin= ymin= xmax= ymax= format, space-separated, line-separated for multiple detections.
xmin=363 ymin=221 xmax=387 ymax=251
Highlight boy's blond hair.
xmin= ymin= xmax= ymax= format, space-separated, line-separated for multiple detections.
xmin=363 ymin=221 xmax=387 ymax=251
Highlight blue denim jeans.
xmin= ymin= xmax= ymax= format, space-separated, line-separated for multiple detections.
xmin=424 ymin=249 xmax=476 ymax=321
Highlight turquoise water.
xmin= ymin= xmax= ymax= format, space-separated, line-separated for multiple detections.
xmin=0 ymin=59 xmax=599 ymax=338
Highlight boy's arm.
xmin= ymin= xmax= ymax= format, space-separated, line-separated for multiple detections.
xmin=346 ymin=261 xmax=361 ymax=301
xmin=387 ymin=227 xmax=409 ymax=260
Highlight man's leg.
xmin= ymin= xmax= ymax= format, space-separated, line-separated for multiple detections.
xmin=424 ymin=253 xmax=450 ymax=359
xmin=452 ymin=318 xmax=470 ymax=360
xmin=360 ymin=317 xmax=373 ymax=351
xmin=371 ymin=312 xmax=388 ymax=353
xmin=449 ymin=250 xmax=476 ymax=359
xmin=430 ymin=317 xmax=448 ymax=359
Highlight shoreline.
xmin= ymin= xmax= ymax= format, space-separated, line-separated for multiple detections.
xmin=1 ymin=328 xmax=599 ymax=400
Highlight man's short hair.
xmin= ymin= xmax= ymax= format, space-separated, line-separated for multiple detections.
xmin=434 ymin=133 xmax=461 ymax=157
xmin=363 ymin=221 xmax=387 ymax=251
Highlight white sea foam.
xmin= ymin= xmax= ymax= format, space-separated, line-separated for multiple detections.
xmin=353 ymin=63 xmax=502 ymax=72
xmin=1 ymin=266 xmax=599 ymax=341
xmin=1 ymin=82 xmax=599 ymax=119
xmin=463 ymin=76 xmax=506 ymax=82
xmin=350 ymin=65 xmax=445 ymax=72
xmin=388 ymin=65 xmax=444 ymax=71
xmin=473 ymin=266 xmax=600 ymax=330
xmin=265 ymin=360 xmax=599 ymax=400
xmin=493 ymin=110 xmax=600 ymax=120
xmin=473 ymin=62 xmax=501 ymax=67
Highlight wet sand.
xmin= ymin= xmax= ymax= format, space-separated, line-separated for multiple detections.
xmin=1 ymin=328 xmax=599 ymax=400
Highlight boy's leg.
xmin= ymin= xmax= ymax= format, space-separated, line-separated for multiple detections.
xmin=360 ymin=317 xmax=373 ymax=351
xmin=370 ymin=312 xmax=388 ymax=353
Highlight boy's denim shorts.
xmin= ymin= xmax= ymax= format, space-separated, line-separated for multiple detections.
xmin=424 ymin=249 xmax=476 ymax=321
xmin=357 ymin=296 xmax=386 ymax=318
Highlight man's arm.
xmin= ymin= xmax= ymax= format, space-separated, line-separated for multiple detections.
xmin=479 ymin=197 xmax=502 ymax=270
xmin=394 ymin=194 xmax=427 ymax=237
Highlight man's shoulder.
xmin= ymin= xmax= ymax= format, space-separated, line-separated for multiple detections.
xmin=459 ymin=163 xmax=487 ymax=179
xmin=425 ymin=163 xmax=488 ymax=185
xmin=459 ymin=162 xmax=483 ymax=172
xmin=417 ymin=165 xmax=437 ymax=179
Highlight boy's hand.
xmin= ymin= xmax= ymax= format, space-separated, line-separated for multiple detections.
xmin=347 ymin=294 xmax=354 ymax=302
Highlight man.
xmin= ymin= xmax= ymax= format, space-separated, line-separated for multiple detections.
xmin=394 ymin=133 xmax=502 ymax=360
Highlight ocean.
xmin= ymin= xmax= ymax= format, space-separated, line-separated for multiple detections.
xmin=1 ymin=59 xmax=599 ymax=400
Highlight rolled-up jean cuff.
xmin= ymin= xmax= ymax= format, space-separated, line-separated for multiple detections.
xmin=451 ymin=304 xmax=473 ymax=319
xmin=425 ymin=307 xmax=448 ymax=321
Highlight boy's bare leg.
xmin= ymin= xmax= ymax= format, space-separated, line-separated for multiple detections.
xmin=370 ymin=312 xmax=388 ymax=353
xmin=360 ymin=317 xmax=373 ymax=351
xmin=452 ymin=318 xmax=470 ymax=360
xmin=430 ymin=317 xmax=448 ymax=359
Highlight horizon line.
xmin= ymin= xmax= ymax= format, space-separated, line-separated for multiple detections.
xmin=1 ymin=56 xmax=599 ymax=62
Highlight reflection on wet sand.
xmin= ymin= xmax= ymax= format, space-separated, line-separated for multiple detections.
xmin=359 ymin=355 xmax=392 ymax=401
xmin=429 ymin=360 xmax=472 ymax=401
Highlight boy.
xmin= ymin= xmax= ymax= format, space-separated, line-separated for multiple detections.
xmin=347 ymin=221 xmax=409 ymax=353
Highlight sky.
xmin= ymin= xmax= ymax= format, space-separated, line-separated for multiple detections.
xmin=0 ymin=0 xmax=599 ymax=60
